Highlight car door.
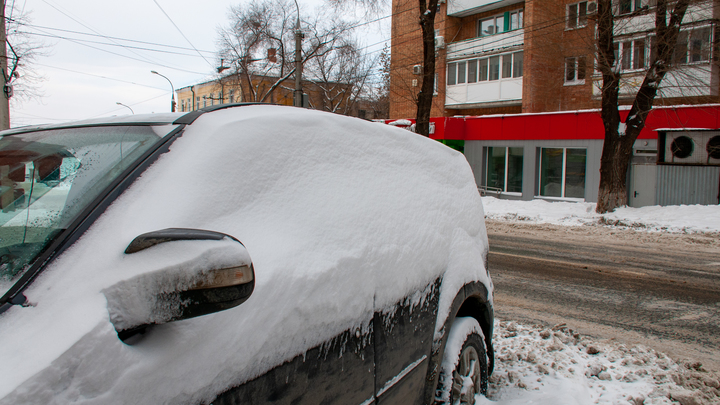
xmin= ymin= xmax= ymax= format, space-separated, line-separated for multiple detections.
xmin=211 ymin=319 xmax=375 ymax=405
xmin=373 ymin=277 xmax=441 ymax=405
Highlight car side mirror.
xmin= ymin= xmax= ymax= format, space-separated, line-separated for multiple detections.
xmin=103 ymin=228 xmax=255 ymax=343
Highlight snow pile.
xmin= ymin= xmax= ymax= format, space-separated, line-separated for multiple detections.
xmin=481 ymin=197 xmax=720 ymax=234
xmin=479 ymin=321 xmax=720 ymax=405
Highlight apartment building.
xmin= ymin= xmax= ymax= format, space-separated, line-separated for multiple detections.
xmin=389 ymin=0 xmax=719 ymax=206
xmin=390 ymin=0 xmax=718 ymax=118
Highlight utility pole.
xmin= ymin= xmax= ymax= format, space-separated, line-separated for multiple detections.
xmin=1 ymin=0 xmax=10 ymax=129
xmin=293 ymin=0 xmax=303 ymax=107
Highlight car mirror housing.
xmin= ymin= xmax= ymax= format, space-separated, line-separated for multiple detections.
xmin=103 ymin=229 xmax=255 ymax=343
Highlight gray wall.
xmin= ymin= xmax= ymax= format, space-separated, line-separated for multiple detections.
xmin=657 ymin=165 xmax=720 ymax=205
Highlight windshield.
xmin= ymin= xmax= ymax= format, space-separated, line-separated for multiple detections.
xmin=0 ymin=125 xmax=177 ymax=297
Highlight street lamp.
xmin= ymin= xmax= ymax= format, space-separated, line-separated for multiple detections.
xmin=116 ymin=102 xmax=134 ymax=114
xmin=151 ymin=70 xmax=176 ymax=112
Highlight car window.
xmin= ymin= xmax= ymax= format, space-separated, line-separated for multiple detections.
xmin=0 ymin=125 xmax=176 ymax=297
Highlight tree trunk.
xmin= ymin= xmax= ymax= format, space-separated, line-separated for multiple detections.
xmin=415 ymin=0 xmax=438 ymax=137
xmin=595 ymin=0 xmax=691 ymax=213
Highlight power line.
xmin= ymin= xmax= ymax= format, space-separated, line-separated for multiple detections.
xmin=152 ymin=0 xmax=213 ymax=68
xmin=40 ymin=0 xmax=166 ymax=67
xmin=29 ymin=25 xmax=208 ymax=75
xmin=13 ymin=22 xmax=215 ymax=55
xmin=35 ymin=62 xmax=169 ymax=91
xmin=20 ymin=31 xmax=209 ymax=59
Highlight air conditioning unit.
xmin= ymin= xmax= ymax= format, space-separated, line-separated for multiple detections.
xmin=434 ymin=36 xmax=445 ymax=49
xmin=413 ymin=65 xmax=423 ymax=75
xmin=658 ymin=130 xmax=720 ymax=165
xmin=587 ymin=1 xmax=598 ymax=14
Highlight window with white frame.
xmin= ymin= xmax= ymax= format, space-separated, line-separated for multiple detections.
xmin=539 ymin=148 xmax=587 ymax=199
xmin=448 ymin=51 xmax=523 ymax=86
xmin=477 ymin=9 xmax=523 ymax=37
xmin=673 ymin=27 xmax=713 ymax=65
xmin=565 ymin=56 xmax=586 ymax=84
xmin=567 ymin=1 xmax=588 ymax=29
xmin=229 ymin=90 xmax=235 ymax=103
xmin=612 ymin=39 xmax=648 ymax=71
xmin=618 ymin=0 xmax=644 ymax=15
xmin=487 ymin=147 xmax=523 ymax=193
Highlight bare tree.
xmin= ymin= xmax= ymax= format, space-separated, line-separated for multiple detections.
xmin=217 ymin=0 xmax=375 ymax=113
xmin=595 ymin=0 xmax=692 ymax=213
xmin=1 ymin=2 xmax=47 ymax=128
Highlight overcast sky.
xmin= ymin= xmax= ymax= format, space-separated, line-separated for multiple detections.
xmin=6 ymin=0 xmax=389 ymax=127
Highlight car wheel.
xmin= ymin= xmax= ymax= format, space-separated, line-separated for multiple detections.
xmin=436 ymin=317 xmax=488 ymax=405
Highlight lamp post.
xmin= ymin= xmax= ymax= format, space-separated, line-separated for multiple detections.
xmin=293 ymin=0 xmax=303 ymax=107
xmin=151 ymin=70 xmax=176 ymax=112
xmin=116 ymin=102 xmax=134 ymax=114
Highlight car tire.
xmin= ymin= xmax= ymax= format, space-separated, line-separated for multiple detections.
xmin=435 ymin=317 xmax=488 ymax=405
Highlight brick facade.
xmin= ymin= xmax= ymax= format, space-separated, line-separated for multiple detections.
xmin=390 ymin=0 xmax=719 ymax=120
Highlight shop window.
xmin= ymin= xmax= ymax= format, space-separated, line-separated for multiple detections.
xmin=539 ymin=148 xmax=586 ymax=199
xmin=567 ymin=1 xmax=588 ymax=29
xmin=487 ymin=147 xmax=524 ymax=193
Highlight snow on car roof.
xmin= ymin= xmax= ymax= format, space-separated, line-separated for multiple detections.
xmin=0 ymin=112 xmax=184 ymax=136
xmin=0 ymin=105 xmax=490 ymax=404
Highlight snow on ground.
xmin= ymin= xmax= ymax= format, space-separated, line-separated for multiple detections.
xmin=479 ymin=321 xmax=720 ymax=405
xmin=481 ymin=197 xmax=720 ymax=234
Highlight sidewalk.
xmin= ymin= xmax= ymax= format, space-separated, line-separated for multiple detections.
xmin=481 ymin=197 xmax=720 ymax=234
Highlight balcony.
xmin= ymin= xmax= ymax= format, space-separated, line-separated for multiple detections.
xmin=447 ymin=0 xmax=523 ymax=17
xmin=447 ymin=29 xmax=524 ymax=60
xmin=446 ymin=78 xmax=522 ymax=108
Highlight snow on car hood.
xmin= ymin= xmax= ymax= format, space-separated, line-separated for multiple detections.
xmin=0 ymin=105 xmax=490 ymax=404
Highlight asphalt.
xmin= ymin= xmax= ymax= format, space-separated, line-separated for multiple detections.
xmin=486 ymin=220 xmax=720 ymax=372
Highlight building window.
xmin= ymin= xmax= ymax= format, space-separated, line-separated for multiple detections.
xmin=479 ymin=15 xmax=503 ymax=37
xmin=434 ymin=73 xmax=439 ymax=95
xmin=509 ymin=10 xmax=524 ymax=31
xmin=614 ymin=39 xmax=648 ymax=71
xmin=196 ymin=97 xmax=200 ymax=110
xmin=487 ymin=147 xmax=523 ymax=193
xmin=187 ymin=98 xmax=191 ymax=110
xmin=539 ymin=148 xmax=586 ymax=199
xmin=513 ymin=51 xmax=524 ymax=78
xmin=203 ymin=96 xmax=207 ymax=108
xmin=565 ymin=56 xmax=586 ymax=84
xmin=448 ymin=52 xmax=523 ymax=86
xmin=477 ymin=10 xmax=522 ymax=38
xmin=673 ymin=27 xmax=712 ymax=65
xmin=229 ymin=90 xmax=235 ymax=103
xmin=210 ymin=93 xmax=215 ymax=106
xmin=567 ymin=1 xmax=588 ymax=29
xmin=619 ymin=0 xmax=644 ymax=15
xmin=468 ymin=60 xmax=478 ymax=83
xmin=447 ymin=62 xmax=457 ymax=85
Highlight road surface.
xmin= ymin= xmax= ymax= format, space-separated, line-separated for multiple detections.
xmin=487 ymin=219 xmax=720 ymax=372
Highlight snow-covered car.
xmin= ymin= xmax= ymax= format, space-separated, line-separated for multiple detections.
xmin=0 ymin=104 xmax=494 ymax=405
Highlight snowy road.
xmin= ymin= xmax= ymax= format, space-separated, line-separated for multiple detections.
xmin=486 ymin=220 xmax=720 ymax=373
